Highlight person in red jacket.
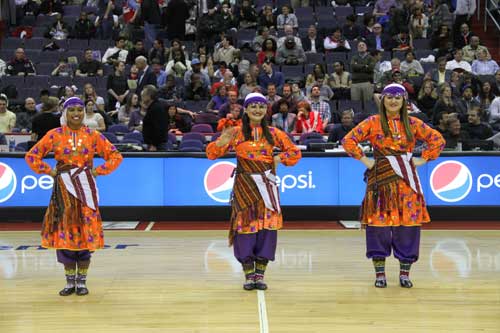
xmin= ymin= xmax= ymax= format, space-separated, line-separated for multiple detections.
xmin=294 ymin=101 xmax=323 ymax=133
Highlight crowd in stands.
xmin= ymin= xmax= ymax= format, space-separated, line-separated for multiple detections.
xmin=0 ymin=0 xmax=499 ymax=151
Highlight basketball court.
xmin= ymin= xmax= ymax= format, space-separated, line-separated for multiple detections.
xmin=0 ymin=222 xmax=498 ymax=332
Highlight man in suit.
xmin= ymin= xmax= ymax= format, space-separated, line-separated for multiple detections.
xmin=365 ymin=23 xmax=393 ymax=52
xmin=301 ymin=25 xmax=324 ymax=54
xmin=272 ymin=99 xmax=296 ymax=133
xmin=141 ymin=85 xmax=168 ymax=151
xmin=430 ymin=57 xmax=453 ymax=85
xmin=135 ymin=56 xmax=158 ymax=98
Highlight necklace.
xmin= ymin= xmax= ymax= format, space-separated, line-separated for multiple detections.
xmin=251 ymin=126 xmax=265 ymax=147
xmin=390 ymin=119 xmax=401 ymax=141
xmin=67 ymin=128 xmax=83 ymax=152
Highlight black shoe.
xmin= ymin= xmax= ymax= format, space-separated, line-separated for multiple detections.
xmin=374 ymin=278 xmax=387 ymax=288
xmin=243 ymin=280 xmax=255 ymax=291
xmin=254 ymin=279 xmax=268 ymax=290
xmin=76 ymin=286 xmax=89 ymax=296
xmin=59 ymin=286 xmax=76 ymax=296
xmin=399 ymin=277 xmax=413 ymax=288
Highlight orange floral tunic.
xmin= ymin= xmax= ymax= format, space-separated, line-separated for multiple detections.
xmin=206 ymin=126 xmax=301 ymax=234
xmin=25 ymin=126 xmax=123 ymax=250
xmin=342 ymin=115 xmax=445 ymax=227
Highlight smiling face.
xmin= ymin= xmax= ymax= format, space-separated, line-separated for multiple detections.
xmin=383 ymin=95 xmax=404 ymax=116
xmin=245 ymin=103 xmax=267 ymax=124
xmin=66 ymin=105 xmax=85 ymax=129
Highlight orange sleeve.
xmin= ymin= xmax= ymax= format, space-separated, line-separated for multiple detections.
xmin=412 ymin=117 xmax=445 ymax=161
xmin=93 ymin=131 xmax=123 ymax=175
xmin=25 ymin=129 xmax=57 ymax=175
xmin=341 ymin=116 xmax=375 ymax=160
xmin=206 ymin=127 xmax=241 ymax=160
xmin=273 ymin=128 xmax=302 ymax=166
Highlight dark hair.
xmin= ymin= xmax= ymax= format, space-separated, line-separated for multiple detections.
xmin=311 ymin=84 xmax=322 ymax=91
xmin=405 ymin=50 xmax=415 ymax=58
xmin=277 ymin=98 xmax=290 ymax=108
xmin=125 ymin=93 xmax=138 ymax=114
xmin=0 ymin=96 xmax=8 ymax=103
xmin=262 ymin=38 xmax=277 ymax=52
xmin=242 ymin=113 xmax=274 ymax=145
xmin=39 ymin=89 xmax=50 ymax=96
xmin=333 ymin=61 xmax=345 ymax=70
xmin=313 ymin=63 xmax=326 ymax=79
xmin=114 ymin=60 xmax=125 ymax=69
xmin=155 ymin=38 xmax=164 ymax=47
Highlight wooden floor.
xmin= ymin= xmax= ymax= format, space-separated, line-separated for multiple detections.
xmin=0 ymin=230 xmax=499 ymax=333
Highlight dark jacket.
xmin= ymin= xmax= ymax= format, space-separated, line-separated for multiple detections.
xmin=301 ymin=36 xmax=325 ymax=53
xmin=328 ymin=124 xmax=354 ymax=143
xmin=136 ymin=67 xmax=158 ymax=97
xmin=142 ymin=99 xmax=167 ymax=148
xmin=350 ymin=53 xmax=375 ymax=83
xmin=430 ymin=69 xmax=453 ymax=85
xmin=140 ymin=0 xmax=161 ymax=25
xmin=365 ymin=33 xmax=394 ymax=51
xmin=164 ymin=0 xmax=191 ymax=40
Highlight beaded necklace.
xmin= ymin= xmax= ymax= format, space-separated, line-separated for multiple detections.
xmin=66 ymin=127 xmax=83 ymax=152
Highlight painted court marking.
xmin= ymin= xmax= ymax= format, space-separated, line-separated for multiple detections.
xmin=257 ymin=290 xmax=269 ymax=333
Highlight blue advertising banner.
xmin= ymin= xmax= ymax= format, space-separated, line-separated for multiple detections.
xmin=0 ymin=155 xmax=499 ymax=207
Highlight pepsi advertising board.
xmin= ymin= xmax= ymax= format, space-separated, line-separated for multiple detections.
xmin=0 ymin=155 xmax=499 ymax=207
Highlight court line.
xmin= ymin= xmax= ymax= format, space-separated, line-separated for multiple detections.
xmin=257 ymin=290 xmax=269 ymax=333
xmin=145 ymin=222 xmax=155 ymax=231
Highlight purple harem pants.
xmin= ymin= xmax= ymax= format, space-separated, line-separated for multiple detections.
xmin=366 ymin=226 xmax=421 ymax=263
xmin=56 ymin=250 xmax=92 ymax=265
xmin=233 ymin=229 xmax=278 ymax=264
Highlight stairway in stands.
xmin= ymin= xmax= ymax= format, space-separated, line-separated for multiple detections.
xmin=470 ymin=1 xmax=500 ymax=62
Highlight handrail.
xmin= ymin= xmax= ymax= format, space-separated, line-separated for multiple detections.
xmin=484 ymin=0 xmax=500 ymax=32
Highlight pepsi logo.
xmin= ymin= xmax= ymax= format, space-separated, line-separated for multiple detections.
xmin=0 ymin=162 xmax=17 ymax=203
xmin=204 ymin=161 xmax=236 ymax=203
xmin=430 ymin=161 xmax=472 ymax=202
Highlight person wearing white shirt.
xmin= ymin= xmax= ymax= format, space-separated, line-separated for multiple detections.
xmin=102 ymin=37 xmax=129 ymax=65
xmin=323 ymin=27 xmax=351 ymax=52
xmin=489 ymin=96 xmax=500 ymax=131
xmin=446 ymin=49 xmax=472 ymax=73
xmin=0 ymin=95 xmax=16 ymax=134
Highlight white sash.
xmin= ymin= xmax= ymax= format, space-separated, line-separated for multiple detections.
xmin=250 ymin=170 xmax=281 ymax=213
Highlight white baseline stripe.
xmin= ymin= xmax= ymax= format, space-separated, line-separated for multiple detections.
xmin=258 ymin=290 xmax=269 ymax=333
xmin=145 ymin=221 xmax=155 ymax=231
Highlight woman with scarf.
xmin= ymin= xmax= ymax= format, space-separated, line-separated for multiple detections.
xmin=206 ymin=93 xmax=301 ymax=291
xmin=342 ymin=84 xmax=445 ymax=288
xmin=25 ymin=97 xmax=123 ymax=296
